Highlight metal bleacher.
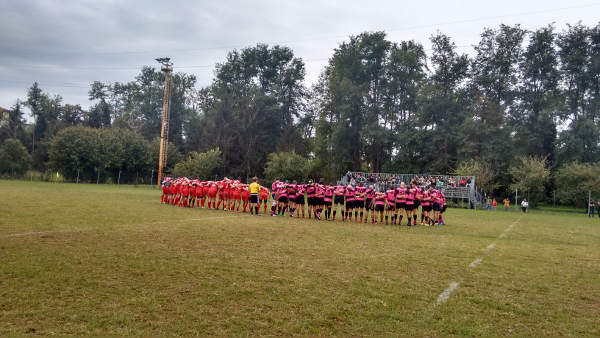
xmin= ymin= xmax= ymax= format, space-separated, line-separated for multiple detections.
xmin=339 ymin=172 xmax=480 ymax=207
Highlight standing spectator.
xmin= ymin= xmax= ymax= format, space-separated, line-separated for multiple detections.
xmin=486 ymin=197 xmax=492 ymax=210
xmin=589 ymin=200 xmax=596 ymax=217
xmin=521 ymin=199 xmax=528 ymax=213
xmin=492 ymin=198 xmax=497 ymax=211
xmin=503 ymin=198 xmax=510 ymax=211
xmin=597 ymin=200 xmax=600 ymax=218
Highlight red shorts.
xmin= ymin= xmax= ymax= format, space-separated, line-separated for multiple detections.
xmin=241 ymin=192 xmax=250 ymax=201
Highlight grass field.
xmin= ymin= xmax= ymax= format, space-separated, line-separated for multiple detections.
xmin=1 ymin=180 xmax=599 ymax=336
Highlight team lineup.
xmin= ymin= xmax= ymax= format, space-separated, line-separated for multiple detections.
xmin=161 ymin=176 xmax=448 ymax=226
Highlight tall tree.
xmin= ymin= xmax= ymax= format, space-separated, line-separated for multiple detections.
xmin=418 ymin=32 xmax=469 ymax=173
xmin=198 ymin=44 xmax=306 ymax=178
xmin=515 ymin=25 xmax=560 ymax=161
xmin=556 ymin=23 xmax=599 ymax=163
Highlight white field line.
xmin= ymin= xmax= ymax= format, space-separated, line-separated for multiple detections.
xmin=0 ymin=215 xmax=244 ymax=239
xmin=436 ymin=282 xmax=460 ymax=305
xmin=433 ymin=217 xmax=522 ymax=308
xmin=468 ymin=257 xmax=483 ymax=268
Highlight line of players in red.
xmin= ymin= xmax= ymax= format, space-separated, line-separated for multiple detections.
xmin=161 ymin=177 xmax=447 ymax=226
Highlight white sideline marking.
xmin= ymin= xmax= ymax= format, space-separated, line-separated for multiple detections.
xmin=1 ymin=230 xmax=71 ymax=238
xmin=0 ymin=215 xmax=244 ymax=239
xmin=486 ymin=241 xmax=497 ymax=250
xmin=469 ymin=258 xmax=483 ymax=268
xmin=498 ymin=233 xmax=506 ymax=239
xmin=436 ymin=282 xmax=459 ymax=305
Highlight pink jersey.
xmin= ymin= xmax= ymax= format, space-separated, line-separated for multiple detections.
xmin=421 ymin=191 xmax=431 ymax=206
xmin=375 ymin=192 xmax=386 ymax=205
xmin=306 ymin=184 xmax=316 ymax=198
xmin=345 ymin=186 xmax=355 ymax=201
xmin=386 ymin=189 xmax=396 ymax=202
xmin=287 ymin=184 xmax=297 ymax=198
xmin=366 ymin=188 xmax=375 ymax=199
xmin=324 ymin=186 xmax=333 ymax=201
xmin=395 ymin=187 xmax=407 ymax=203
xmin=334 ymin=185 xmax=345 ymax=196
xmin=271 ymin=181 xmax=279 ymax=192
xmin=431 ymin=189 xmax=441 ymax=203
xmin=405 ymin=188 xmax=415 ymax=205
xmin=315 ymin=185 xmax=324 ymax=197
xmin=297 ymin=184 xmax=305 ymax=195
xmin=278 ymin=184 xmax=288 ymax=198
xmin=355 ymin=186 xmax=366 ymax=201
xmin=414 ymin=187 xmax=422 ymax=201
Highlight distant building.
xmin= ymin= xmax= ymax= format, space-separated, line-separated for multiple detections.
xmin=0 ymin=106 xmax=10 ymax=127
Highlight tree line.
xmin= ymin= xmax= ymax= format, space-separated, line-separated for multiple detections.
xmin=1 ymin=22 xmax=600 ymax=205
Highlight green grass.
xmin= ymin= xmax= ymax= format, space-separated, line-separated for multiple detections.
xmin=1 ymin=180 xmax=599 ymax=336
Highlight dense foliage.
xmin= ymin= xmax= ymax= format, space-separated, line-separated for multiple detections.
xmin=173 ymin=148 xmax=222 ymax=179
xmin=2 ymin=22 xmax=600 ymax=203
xmin=263 ymin=151 xmax=312 ymax=182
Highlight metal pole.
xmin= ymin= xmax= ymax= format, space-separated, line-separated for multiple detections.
xmin=76 ymin=169 xmax=79 ymax=184
xmin=118 ymin=170 xmax=121 ymax=185
xmin=97 ymin=169 xmax=100 ymax=184
xmin=515 ymin=188 xmax=518 ymax=212
xmin=588 ymin=190 xmax=591 ymax=216
xmin=150 ymin=169 xmax=154 ymax=186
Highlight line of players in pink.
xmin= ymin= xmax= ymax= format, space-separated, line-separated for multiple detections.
xmin=161 ymin=177 xmax=448 ymax=226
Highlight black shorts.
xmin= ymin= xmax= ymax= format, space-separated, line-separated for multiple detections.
xmin=250 ymin=194 xmax=258 ymax=204
xmin=415 ymin=200 xmax=421 ymax=208
xmin=365 ymin=198 xmax=373 ymax=210
xmin=334 ymin=195 xmax=344 ymax=205
xmin=405 ymin=204 xmax=414 ymax=211
xmin=288 ymin=195 xmax=296 ymax=202
xmin=422 ymin=205 xmax=432 ymax=212
xmin=386 ymin=202 xmax=395 ymax=211
xmin=317 ymin=197 xmax=324 ymax=205
xmin=355 ymin=200 xmax=364 ymax=209
xmin=278 ymin=196 xmax=288 ymax=203
xmin=375 ymin=204 xmax=384 ymax=212
xmin=296 ymin=195 xmax=305 ymax=205
xmin=433 ymin=203 xmax=441 ymax=211
xmin=346 ymin=200 xmax=355 ymax=209
xmin=308 ymin=197 xmax=317 ymax=206
xmin=441 ymin=205 xmax=447 ymax=213
xmin=396 ymin=202 xmax=405 ymax=210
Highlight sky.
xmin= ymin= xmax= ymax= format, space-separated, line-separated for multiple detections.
xmin=1 ymin=0 xmax=599 ymax=113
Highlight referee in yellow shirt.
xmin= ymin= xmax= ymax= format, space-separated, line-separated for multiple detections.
xmin=249 ymin=177 xmax=261 ymax=216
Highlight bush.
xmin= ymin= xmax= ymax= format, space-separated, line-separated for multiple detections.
xmin=263 ymin=151 xmax=311 ymax=182
xmin=173 ymin=148 xmax=222 ymax=179
xmin=453 ymin=159 xmax=495 ymax=194
xmin=0 ymin=138 xmax=31 ymax=175
xmin=555 ymin=162 xmax=600 ymax=207
xmin=509 ymin=155 xmax=550 ymax=205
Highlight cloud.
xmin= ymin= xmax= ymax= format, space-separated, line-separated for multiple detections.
xmin=1 ymin=0 xmax=598 ymax=109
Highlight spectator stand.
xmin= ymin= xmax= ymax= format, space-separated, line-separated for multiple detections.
xmin=339 ymin=172 xmax=479 ymax=209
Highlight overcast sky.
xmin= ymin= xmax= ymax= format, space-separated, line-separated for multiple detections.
xmin=1 ymin=0 xmax=599 ymax=112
